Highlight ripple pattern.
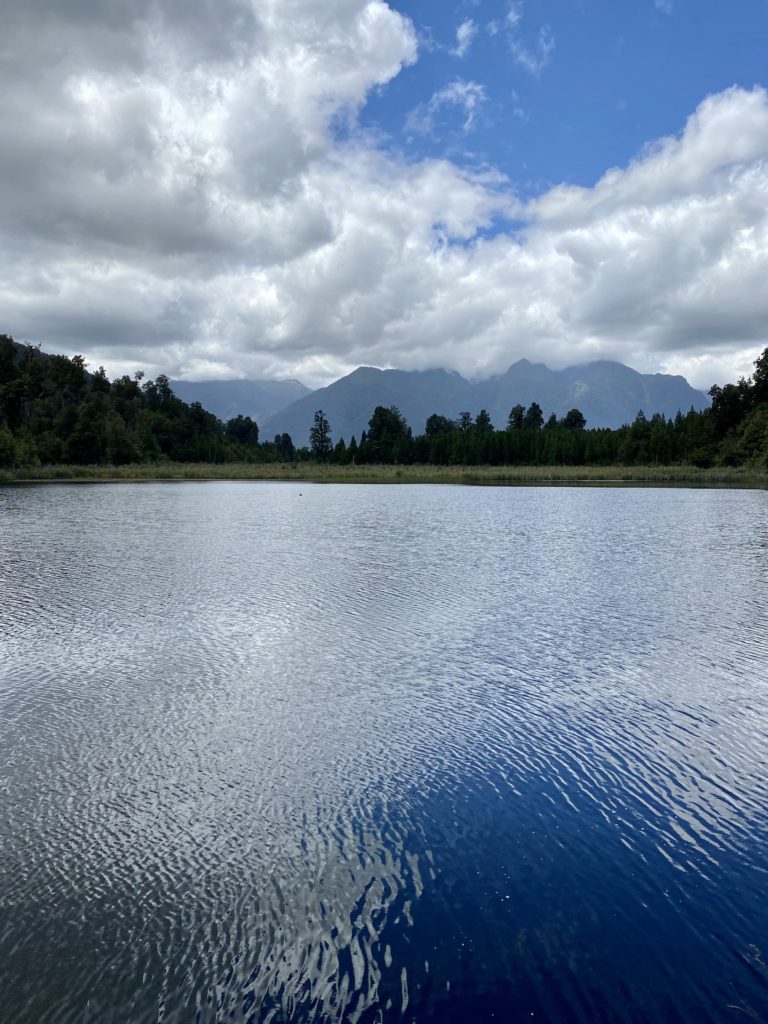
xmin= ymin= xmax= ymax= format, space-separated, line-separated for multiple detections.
xmin=1 ymin=482 xmax=768 ymax=1023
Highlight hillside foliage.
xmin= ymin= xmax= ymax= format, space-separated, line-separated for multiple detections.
xmin=312 ymin=347 xmax=768 ymax=469
xmin=0 ymin=336 xmax=289 ymax=467
xmin=1 ymin=335 xmax=766 ymax=470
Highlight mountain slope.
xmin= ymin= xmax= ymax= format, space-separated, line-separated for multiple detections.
xmin=475 ymin=359 xmax=709 ymax=429
xmin=170 ymin=378 xmax=311 ymax=426
xmin=263 ymin=360 xmax=709 ymax=443
xmin=263 ymin=367 xmax=475 ymax=445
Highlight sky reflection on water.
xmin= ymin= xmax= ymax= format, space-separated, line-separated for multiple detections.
xmin=1 ymin=482 xmax=767 ymax=1023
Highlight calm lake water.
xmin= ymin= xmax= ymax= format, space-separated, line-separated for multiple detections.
xmin=1 ymin=481 xmax=767 ymax=1024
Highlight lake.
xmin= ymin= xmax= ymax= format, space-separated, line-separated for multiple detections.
xmin=1 ymin=481 xmax=767 ymax=1023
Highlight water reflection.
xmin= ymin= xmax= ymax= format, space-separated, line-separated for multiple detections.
xmin=1 ymin=482 xmax=767 ymax=1022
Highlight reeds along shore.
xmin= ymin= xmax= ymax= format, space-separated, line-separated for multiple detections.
xmin=2 ymin=462 xmax=766 ymax=486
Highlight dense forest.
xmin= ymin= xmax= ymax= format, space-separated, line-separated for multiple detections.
xmin=0 ymin=335 xmax=293 ymax=466
xmin=1 ymin=335 xmax=766 ymax=470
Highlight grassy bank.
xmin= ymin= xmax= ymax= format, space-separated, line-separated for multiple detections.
xmin=2 ymin=461 xmax=767 ymax=487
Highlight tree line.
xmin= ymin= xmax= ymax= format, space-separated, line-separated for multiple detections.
xmin=1 ymin=334 xmax=766 ymax=470
xmin=0 ymin=336 xmax=285 ymax=467
xmin=306 ymin=348 xmax=767 ymax=469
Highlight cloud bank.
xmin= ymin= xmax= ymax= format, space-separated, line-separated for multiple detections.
xmin=0 ymin=0 xmax=766 ymax=388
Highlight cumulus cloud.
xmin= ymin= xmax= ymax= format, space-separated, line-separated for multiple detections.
xmin=0 ymin=2 xmax=766 ymax=390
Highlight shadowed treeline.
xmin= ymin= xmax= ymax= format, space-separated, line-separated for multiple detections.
xmin=0 ymin=336 xmax=289 ymax=468
xmin=1 ymin=335 xmax=766 ymax=474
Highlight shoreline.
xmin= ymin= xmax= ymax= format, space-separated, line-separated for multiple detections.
xmin=2 ymin=462 xmax=767 ymax=488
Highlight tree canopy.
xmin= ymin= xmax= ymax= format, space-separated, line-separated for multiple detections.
xmin=2 ymin=335 xmax=767 ymax=472
xmin=0 ymin=336 xmax=287 ymax=468
xmin=309 ymin=409 xmax=332 ymax=458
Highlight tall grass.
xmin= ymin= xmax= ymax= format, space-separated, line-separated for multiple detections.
xmin=3 ymin=461 xmax=766 ymax=487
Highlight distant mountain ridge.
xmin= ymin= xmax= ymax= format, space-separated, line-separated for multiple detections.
xmin=170 ymin=378 xmax=311 ymax=425
xmin=262 ymin=360 xmax=709 ymax=445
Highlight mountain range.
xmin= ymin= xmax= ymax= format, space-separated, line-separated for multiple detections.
xmin=258 ymin=360 xmax=709 ymax=445
xmin=169 ymin=360 xmax=709 ymax=445
xmin=170 ymin=378 xmax=311 ymax=424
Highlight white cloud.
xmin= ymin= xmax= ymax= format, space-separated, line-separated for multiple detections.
xmin=654 ymin=0 xmax=674 ymax=14
xmin=405 ymin=80 xmax=488 ymax=137
xmin=0 ymin=2 xmax=766 ymax=392
xmin=506 ymin=4 xmax=524 ymax=30
xmin=504 ymin=3 xmax=555 ymax=75
xmin=511 ymin=27 xmax=555 ymax=75
xmin=453 ymin=19 xmax=478 ymax=58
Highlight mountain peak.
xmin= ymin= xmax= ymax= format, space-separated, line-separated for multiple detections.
xmin=262 ymin=358 xmax=708 ymax=440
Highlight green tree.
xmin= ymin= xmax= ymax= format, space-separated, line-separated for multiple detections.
xmin=0 ymin=423 xmax=16 ymax=466
xmin=736 ymin=406 xmax=768 ymax=466
xmin=143 ymin=373 xmax=174 ymax=409
xmin=0 ymin=335 xmax=16 ymax=386
xmin=365 ymin=405 xmax=411 ymax=462
xmin=273 ymin=432 xmax=295 ymax=461
xmin=105 ymin=410 xmax=137 ymax=465
xmin=708 ymin=381 xmax=749 ymax=437
xmin=65 ymin=393 xmax=108 ymax=463
xmin=561 ymin=408 xmax=586 ymax=430
xmin=333 ymin=436 xmax=348 ymax=463
xmin=507 ymin=404 xmax=525 ymax=430
xmin=475 ymin=409 xmax=493 ymax=432
xmin=523 ymin=402 xmax=543 ymax=430
xmin=425 ymin=413 xmax=455 ymax=436
xmin=752 ymin=347 xmax=768 ymax=405
xmin=226 ymin=415 xmax=260 ymax=445
xmin=92 ymin=366 xmax=111 ymax=394
xmin=309 ymin=409 xmax=332 ymax=458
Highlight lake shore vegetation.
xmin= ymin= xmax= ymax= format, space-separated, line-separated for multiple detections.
xmin=4 ymin=461 xmax=766 ymax=487
xmin=1 ymin=335 xmax=766 ymax=485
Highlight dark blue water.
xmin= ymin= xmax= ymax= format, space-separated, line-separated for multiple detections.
xmin=1 ymin=481 xmax=767 ymax=1024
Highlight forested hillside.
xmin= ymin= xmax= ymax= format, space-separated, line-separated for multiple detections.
xmin=0 ymin=336 xmax=293 ymax=466
xmin=304 ymin=350 xmax=767 ymax=468
xmin=1 ymin=336 xmax=765 ymax=471
xmin=262 ymin=360 xmax=709 ymax=442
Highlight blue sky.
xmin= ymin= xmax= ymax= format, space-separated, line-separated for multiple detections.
xmin=365 ymin=0 xmax=768 ymax=194
xmin=1 ymin=0 xmax=768 ymax=389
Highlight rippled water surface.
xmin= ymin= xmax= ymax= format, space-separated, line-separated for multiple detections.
xmin=1 ymin=482 xmax=768 ymax=1024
